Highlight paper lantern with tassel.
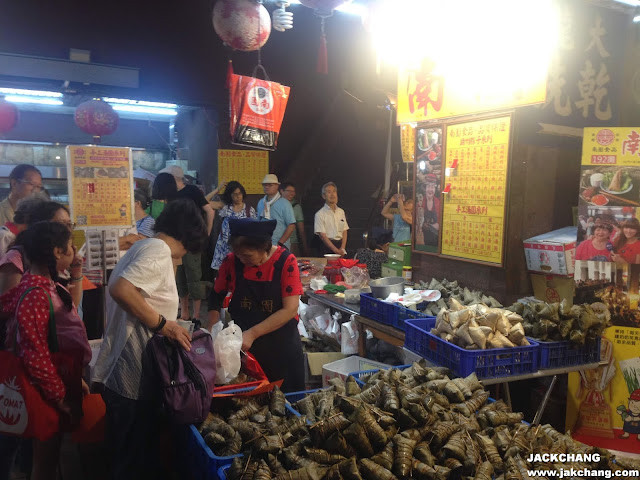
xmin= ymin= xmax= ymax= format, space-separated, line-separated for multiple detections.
xmin=213 ymin=0 xmax=271 ymax=52
xmin=0 ymin=99 xmax=18 ymax=133
xmin=299 ymin=0 xmax=352 ymax=74
xmin=75 ymin=99 xmax=119 ymax=143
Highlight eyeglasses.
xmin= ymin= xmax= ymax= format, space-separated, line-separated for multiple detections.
xmin=17 ymin=179 xmax=43 ymax=191
xmin=62 ymin=221 xmax=76 ymax=230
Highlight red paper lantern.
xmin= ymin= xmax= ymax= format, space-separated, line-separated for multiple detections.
xmin=0 ymin=99 xmax=18 ymax=133
xmin=75 ymin=99 xmax=119 ymax=138
xmin=213 ymin=0 xmax=271 ymax=52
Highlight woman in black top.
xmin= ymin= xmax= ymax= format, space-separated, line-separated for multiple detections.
xmin=355 ymin=229 xmax=393 ymax=279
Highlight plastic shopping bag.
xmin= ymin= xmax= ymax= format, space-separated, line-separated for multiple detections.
xmin=241 ymin=351 xmax=268 ymax=381
xmin=213 ymin=321 xmax=243 ymax=384
xmin=341 ymin=316 xmax=359 ymax=355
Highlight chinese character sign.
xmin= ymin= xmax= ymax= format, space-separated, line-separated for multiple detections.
xmin=440 ymin=116 xmax=511 ymax=265
xmin=397 ymin=57 xmax=546 ymax=124
xmin=217 ymin=149 xmax=269 ymax=194
xmin=400 ymin=124 xmax=416 ymax=163
xmin=66 ymin=146 xmax=134 ymax=228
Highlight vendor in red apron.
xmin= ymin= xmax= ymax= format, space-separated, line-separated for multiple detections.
xmin=207 ymin=218 xmax=305 ymax=392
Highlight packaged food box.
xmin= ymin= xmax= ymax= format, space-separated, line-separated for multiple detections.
xmin=530 ymin=273 xmax=575 ymax=306
xmin=523 ymin=227 xmax=577 ymax=275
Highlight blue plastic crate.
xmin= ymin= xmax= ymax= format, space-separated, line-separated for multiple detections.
xmin=348 ymin=364 xmax=412 ymax=387
xmin=359 ymin=293 xmax=429 ymax=331
xmin=284 ymin=388 xmax=325 ymax=418
xmin=218 ymin=464 xmax=230 ymax=480
xmin=404 ymin=318 xmax=540 ymax=380
xmin=177 ymin=424 xmax=241 ymax=480
xmin=537 ymin=337 xmax=601 ymax=369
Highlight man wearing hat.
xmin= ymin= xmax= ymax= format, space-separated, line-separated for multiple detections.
xmin=257 ymin=174 xmax=296 ymax=249
xmin=160 ymin=164 xmax=215 ymax=323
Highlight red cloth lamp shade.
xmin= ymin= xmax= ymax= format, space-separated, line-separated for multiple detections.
xmin=75 ymin=100 xmax=119 ymax=138
xmin=213 ymin=0 xmax=271 ymax=52
xmin=0 ymin=99 xmax=18 ymax=133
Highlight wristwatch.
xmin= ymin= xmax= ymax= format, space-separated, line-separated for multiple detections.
xmin=152 ymin=314 xmax=167 ymax=333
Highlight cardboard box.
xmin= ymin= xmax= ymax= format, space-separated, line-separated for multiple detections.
xmin=388 ymin=242 xmax=412 ymax=265
xmin=321 ymin=356 xmax=391 ymax=387
xmin=524 ymin=227 xmax=577 ymax=275
xmin=304 ymin=352 xmax=346 ymax=389
xmin=530 ymin=273 xmax=575 ymax=306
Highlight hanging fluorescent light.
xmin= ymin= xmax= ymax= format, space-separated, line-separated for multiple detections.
xmin=287 ymin=0 xmax=365 ymax=15
xmin=0 ymin=88 xmax=62 ymax=98
xmin=110 ymin=104 xmax=177 ymax=116
xmin=4 ymin=95 xmax=63 ymax=106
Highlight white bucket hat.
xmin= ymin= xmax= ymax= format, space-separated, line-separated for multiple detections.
xmin=261 ymin=174 xmax=280 ymax=184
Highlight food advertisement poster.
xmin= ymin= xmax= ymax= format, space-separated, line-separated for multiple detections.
xmin=566 ymin=127 xmax=640 ymax=454
xmin=218 ymin=149 xmax=269 ymax=195
xmin=397 ymin=59 xmax=546 ymax=124
xmin=439 ymin=116 xmax=511 ymax=265
xmin=413 ymin=126 xmax=443 ymax=254
xmin=66 ymin=146 xmax=134 ymax=228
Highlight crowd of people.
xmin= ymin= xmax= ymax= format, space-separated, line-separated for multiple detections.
xmin=0 ymin=163 xmax=416 ymax=479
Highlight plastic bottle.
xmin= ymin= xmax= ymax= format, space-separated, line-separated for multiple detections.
xmin=402 ymin=266 xmax=413 ymax=283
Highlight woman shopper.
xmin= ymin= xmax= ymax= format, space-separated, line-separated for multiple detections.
xmin=0 ymin=164 xmax=43 ymax=226
xmin=207 ymin=218 xmax=304 ymax=392
xmin=381 ymin=194 xmax=413 ymax=242
xmin=118 ymin=189 xmax=157 ymax=252
xmin=92 ymin=199 xmax=207 ymax=480
xmin=354 ymin=228 xmax=393 ymax=279
xmin=0 ymin=222 xmax=91 ymax=480
xmin=611 ymin=218 xmax=640 ymax=264
xmin=210 ymin=181 xmax=257 ymax=272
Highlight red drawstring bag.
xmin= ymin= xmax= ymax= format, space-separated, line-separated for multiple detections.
xmin=241 ymin=351 xmax=268 ymax=381
xmin=0 ymin=287 xmax=77 ymax=441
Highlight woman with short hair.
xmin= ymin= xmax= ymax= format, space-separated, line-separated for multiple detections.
xmin=207 ymin=218 xmax=304 ymax=392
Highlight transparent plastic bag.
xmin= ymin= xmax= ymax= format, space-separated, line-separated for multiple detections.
xmin=341 ymin=266 xmax=370 ymax=289
xmin=213 ymin=321 xmax=243 ymax=384
xmin=341 ymin=316 xmax=359 ymax=355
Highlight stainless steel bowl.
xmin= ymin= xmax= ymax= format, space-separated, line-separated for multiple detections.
xmin=369 ymin=276 xmax=405 ymax=299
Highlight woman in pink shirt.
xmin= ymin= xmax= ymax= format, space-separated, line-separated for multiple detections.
xmin=612 ymin=218 xmax=640 ymax=265
xmin=575 ymin=223 xmax=614 ymax=261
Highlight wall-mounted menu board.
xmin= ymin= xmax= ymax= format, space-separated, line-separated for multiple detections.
xmin=218 ymin=149 xmax=269 ymax=194
xmin=440 ymin=115 xmax=512 ymax=265
xmin=67 ymin=145 xmax=134 ymax=229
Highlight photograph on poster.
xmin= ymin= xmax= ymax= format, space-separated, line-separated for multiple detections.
xmin=413 ymin=127 xmax=442 ymax=253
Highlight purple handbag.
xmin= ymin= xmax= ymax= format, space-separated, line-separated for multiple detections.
xmin=148 ymin=329 xmax=216 ymax=425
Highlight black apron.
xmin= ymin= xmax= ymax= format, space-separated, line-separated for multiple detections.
xmin=229 ymin=250 xmax=305 ymax=393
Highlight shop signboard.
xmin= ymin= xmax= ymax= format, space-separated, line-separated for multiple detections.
xmin=516 ymin=0 xmax=626 ymax=146
xmin=400 ymin=124 xmax=416 ymax=163
xmin=566 ymin=127 xmax=640 ymax=454
xmin=413 ymin=126 xmax=443 ymax=254
xmin=217 ymin=149 xmax=269 ymax=195
xmin=66 ymin=145 xmax=134 ymax=229
xmin=397 ymin=61 xmax=545 ymax=124
xmin=438 ymin=115 xmax=512 ymax=266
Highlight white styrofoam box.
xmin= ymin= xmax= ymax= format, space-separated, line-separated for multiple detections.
xmin=321 ymin=356 xmax=391 ymax=387
xmin=523 ymin=227 xmax=577 ymax=276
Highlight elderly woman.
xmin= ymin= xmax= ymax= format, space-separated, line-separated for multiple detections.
xmin=92 ymin=199 xmax=207 ymax=479
xmin=575 ymin=223 xmax=614 ymax=261
xmin=207 ymin=218 xmax=304 ymax=392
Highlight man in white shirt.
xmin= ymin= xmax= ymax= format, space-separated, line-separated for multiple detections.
xmin=314 ymin=182 xmax=349 ymax=256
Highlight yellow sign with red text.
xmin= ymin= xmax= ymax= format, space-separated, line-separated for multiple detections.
xmin=218 ymin=149 xmax=269 ymax=195
xmin=440 ymin=116 xmax=511 ymax=265
xmin=401 ymin=124 xmax=416 ymax=163
xmin=66 ymin=146 xmax=134 ymax=228
xmin=582 ymin=127 xmax=640 ymax=167
xmin=397 ymin=60 xmax=546 ymax=124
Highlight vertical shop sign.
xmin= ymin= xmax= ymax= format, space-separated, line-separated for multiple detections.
xmin=66 ymin=146 xmax=134 ymax=228
xmin=217 ymin=149 xmax=269 ymax=194
xmin=400 ymin=124 xmax=416 ymax=163
xmin=518 ymin=0 xmax=626 ymax=145
xmin=439 ymin=116 xmax=511 ymax=265
xmin=566 ymin=127 xmax=640 ymax=454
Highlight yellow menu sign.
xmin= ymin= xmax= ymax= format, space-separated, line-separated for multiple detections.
xmin=66 ymin=146 xmax=134 ymax=228
xmin=401 ymin=124 xmax=416 ymax=163
xmin=218 ymin=149 xmax=269 ymax=194
xmin=440 ymin=116 xmax=511 ymax=265
xmin=582 ymin=127 xmax=640 ymax=167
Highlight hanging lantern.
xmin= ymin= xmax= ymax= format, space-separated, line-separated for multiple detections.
xmin=0 ymin=99 xmax=18 ymax=133
xmin=299 ymin=0 xmax=352 ymax=74
xmin=75 ymin=99 xmax=119 ymax=143
xmin=213 ymin=0 xmax=271 ymax=52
